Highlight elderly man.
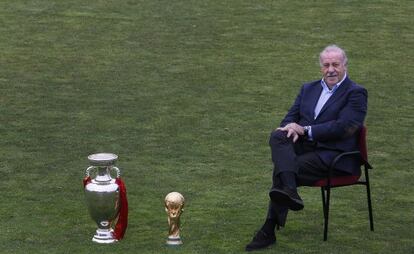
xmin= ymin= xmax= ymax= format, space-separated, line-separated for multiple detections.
xmin=246 ymin=45 xmax=368 ymax=251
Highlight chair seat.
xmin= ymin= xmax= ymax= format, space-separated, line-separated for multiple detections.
xmin=314 ymin=175 xmax=360 ymax=187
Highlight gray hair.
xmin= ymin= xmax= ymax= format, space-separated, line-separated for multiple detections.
xmin=319 ymin=45 xmax=348 ymax=66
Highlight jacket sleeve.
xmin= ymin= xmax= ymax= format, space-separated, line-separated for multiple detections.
xmin=280 ymin=85 xmax=304 ymax=127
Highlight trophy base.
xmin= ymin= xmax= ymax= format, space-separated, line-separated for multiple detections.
xmin=92 ymin=229 xmax=117 ymax=244
xmin=166 ymin=236 xmax=182 ymax=245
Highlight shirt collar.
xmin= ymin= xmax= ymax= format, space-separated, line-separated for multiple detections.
xmin=321 ymin=73 xmax=347 ymax=92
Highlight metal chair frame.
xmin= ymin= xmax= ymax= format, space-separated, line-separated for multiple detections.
xmin=318 ymin=126 xmax=374 ymax=241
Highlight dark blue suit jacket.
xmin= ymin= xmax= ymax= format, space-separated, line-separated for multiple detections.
xmin=280 ymin=77 xmax=368 ymax=175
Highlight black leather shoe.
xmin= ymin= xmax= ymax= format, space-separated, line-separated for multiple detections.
xmin=269 ymin=187 xmax=304 ymax=211
xmin=245 ymin=230 xmax=276 ymax=251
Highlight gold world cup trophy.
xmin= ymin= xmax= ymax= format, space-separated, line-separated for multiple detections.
xmin=164 ymin=192 xmax=185 ymax=245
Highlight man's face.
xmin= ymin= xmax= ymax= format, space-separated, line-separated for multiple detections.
xmin=320 ymin=51 xmax=347 ymax=87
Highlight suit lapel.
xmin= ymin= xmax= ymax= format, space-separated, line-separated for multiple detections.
xmin=315 ymin=77 xmax=351 ymax=119
xmin=309 ymin=83 xmax=323 ymax=119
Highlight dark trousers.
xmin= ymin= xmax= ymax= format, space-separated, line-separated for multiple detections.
xmin=267 ymin=130 xmax=350 ymax=226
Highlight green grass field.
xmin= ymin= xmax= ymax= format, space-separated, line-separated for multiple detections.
xmin=1 ymin=0 xmax=413 ymax=253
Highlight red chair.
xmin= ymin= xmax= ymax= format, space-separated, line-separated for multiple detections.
xmin=313 ymin=126 xmax=374 ymax=241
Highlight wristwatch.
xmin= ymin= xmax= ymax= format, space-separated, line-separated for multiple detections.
xmin=303 ymin=126 xmax=311 ymax=137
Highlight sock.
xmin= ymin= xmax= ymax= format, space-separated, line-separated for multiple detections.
xmin=279 ymin=172 xmax=297 ymax=190
xmin=261 ymin=219 xmax=277 ymax=235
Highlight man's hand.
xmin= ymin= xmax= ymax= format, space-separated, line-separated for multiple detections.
xmin=276 ymin=123 xmax=305 ymax=143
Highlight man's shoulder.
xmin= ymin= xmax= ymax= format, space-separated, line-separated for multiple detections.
xmin=345 ymin=78 xmax=367 ymax=92
xmin=300 ymin=77 xmax=367 ymax=92
xmin=304 ymin=79 xmax=322 ymax=85
xmin=301 ymin=79 xmax=322 ymax=90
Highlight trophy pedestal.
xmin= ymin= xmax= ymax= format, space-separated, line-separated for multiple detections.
xmin=92 ymin=229 xmax=117 ymax=244
xmin=166 ymin=236 xmax=182 ymax=245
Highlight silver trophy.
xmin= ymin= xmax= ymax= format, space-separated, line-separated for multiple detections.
xmin=84 ymin=153 xmax=121 ymax=243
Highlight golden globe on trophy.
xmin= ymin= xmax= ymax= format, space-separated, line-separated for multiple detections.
xmin=83 ymin=153 xmax=128 ymax=243
xmin=164 ymin=192 xmax=185 ymax=245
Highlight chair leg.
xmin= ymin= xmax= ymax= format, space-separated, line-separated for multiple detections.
xmin=321 ymin=187 xmax=326 ymax=213
xmin=321 ymin=187 xmax=330 ymax=241
xmin=365 ymin=169 xmax=374 ymax=231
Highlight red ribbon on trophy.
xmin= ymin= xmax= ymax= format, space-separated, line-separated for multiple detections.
xmin=83 ymin=176 xmax=91 ymax=188
xmin=113 ymin=177 xmax=128 ymax=240
xmin=83 ymin=176 xmax=128 ymax=241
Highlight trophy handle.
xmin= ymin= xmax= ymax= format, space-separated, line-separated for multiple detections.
xmin=85 ymin=166 xmax=95 ymax=177
xmin=112 ymin=166 xmax=121 ymax=178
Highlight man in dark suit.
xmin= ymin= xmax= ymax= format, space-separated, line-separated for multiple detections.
xmin=246 ymin=45 xmax=368 ymax=251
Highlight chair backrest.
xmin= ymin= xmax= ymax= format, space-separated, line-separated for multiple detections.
xmin=359 ymin=126 xmax=368 ymax=163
